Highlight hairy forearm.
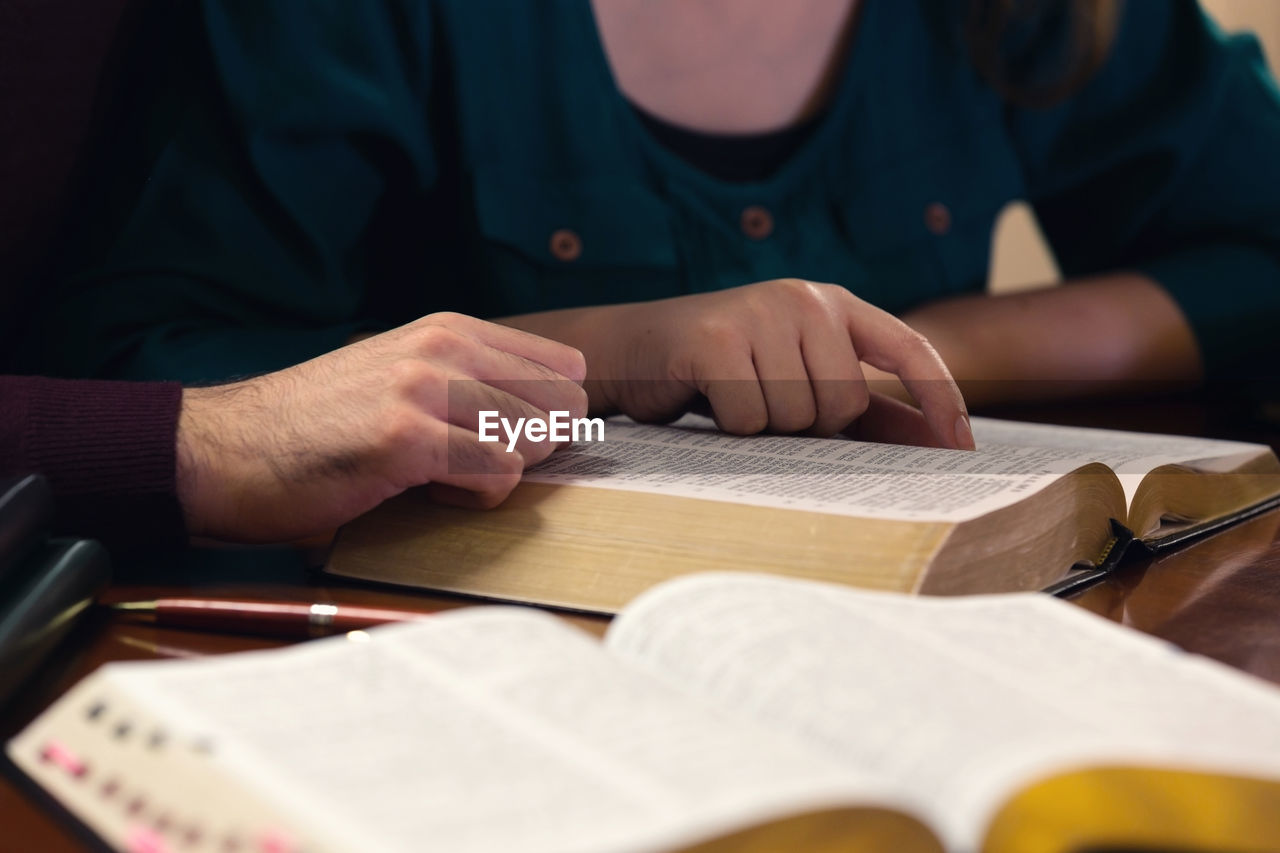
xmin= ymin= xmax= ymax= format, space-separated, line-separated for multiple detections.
xmin=892 ymin=274 xmax=1205 ymax=408
xmin=175 ymin=313 xmax=589 ymax=543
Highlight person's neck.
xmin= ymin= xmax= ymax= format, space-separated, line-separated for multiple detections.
xmin=590 ymin=0 xmax=860 ymax=134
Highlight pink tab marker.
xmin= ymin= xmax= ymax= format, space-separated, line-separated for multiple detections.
xmin=126 ymin=825 xmax=170 ymax=853
xmin=39 ymin=740 xmax=88 ymax=778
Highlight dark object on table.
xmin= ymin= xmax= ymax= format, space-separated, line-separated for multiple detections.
xmin=0 ymin=476 xmax=110 ymax=705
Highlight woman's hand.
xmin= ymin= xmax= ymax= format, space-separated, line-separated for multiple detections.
xmin=503 ymin=280 xmax=973 ymax=449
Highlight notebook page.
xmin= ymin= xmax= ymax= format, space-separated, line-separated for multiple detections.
xmin=605 ymin=573 xmax=1280 ymax=851
xmin=104 ymin=609 xmax=893 ymax=853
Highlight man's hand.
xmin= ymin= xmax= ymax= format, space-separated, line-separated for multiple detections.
xmin=176 ymin=313 xmax=587 ymax=542
xmin=506 ymin=280 xmax=973 ymax=449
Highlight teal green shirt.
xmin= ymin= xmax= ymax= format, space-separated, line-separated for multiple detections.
xmin=52 ymin=0 xmax=1280 ymax=382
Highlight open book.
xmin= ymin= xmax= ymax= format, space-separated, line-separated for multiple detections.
xmin=11 ymin=573 xmax=1280 ymax=853
xmin=327 ymin=416 xmax=1280 ymax=613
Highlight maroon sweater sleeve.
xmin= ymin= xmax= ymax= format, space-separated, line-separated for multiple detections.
xmin=0 ymin=375 xmax=186 ymax=548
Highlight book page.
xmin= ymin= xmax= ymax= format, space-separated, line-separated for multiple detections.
xmin=970 ymin=419 xmax=1269 ymax=507
xmin=525 ymin=418 xmax=1069 ymax=522
xmin=606 ymin=573 xmax=1280 ymax=851
xmin=105 ymin=609 xmax=900 ymax=853
xmin=526 ymin=416 xmax=1268 ymax=519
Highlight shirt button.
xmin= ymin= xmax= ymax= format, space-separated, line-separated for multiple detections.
xmin=924 ymin=202 xmax=952 ymax=236
xmin=740 ymin=205 xmax=774 ymax=240
xmin=549 ymin=228 xmax=582 ymax=262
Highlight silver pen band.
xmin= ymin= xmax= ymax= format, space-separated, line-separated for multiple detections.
xmin=308 ymin=603 xmax=339 ymax=636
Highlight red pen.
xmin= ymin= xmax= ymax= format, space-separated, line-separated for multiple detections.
xmin=110 ymin=598 xmax=434 ymax=639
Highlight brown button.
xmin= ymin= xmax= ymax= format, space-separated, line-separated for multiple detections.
xmin=549 ymin=228 xmax=582 ymax=262
xmin=740 ymin=205 xmax=774 ymax=240
xmin=924 ymin=202 xmax=952 ymax=236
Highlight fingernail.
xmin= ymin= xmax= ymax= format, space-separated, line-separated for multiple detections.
xmin=955 ymin=415 xmax=975 ymax=450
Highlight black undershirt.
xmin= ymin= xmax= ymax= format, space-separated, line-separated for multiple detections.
xmin=630 ymin=101 xmax=825 ymax=183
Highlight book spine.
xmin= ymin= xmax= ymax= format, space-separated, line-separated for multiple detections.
xmin=1042 ymin=519 xmax=1135 ymax=598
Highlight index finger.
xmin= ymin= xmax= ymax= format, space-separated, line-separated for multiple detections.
xmin=425 ymin=312 xmax=588 ymax=383
xmin=842 ymin=299 xmax=974 ymax=450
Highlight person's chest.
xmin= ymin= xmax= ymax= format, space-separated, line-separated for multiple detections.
xmin=422 ymin=0 xmax=1024 ymax=321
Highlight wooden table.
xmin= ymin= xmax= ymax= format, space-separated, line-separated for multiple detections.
xmin=0 ymin=572 xmax=616 ymax=852
xmin=5 ymin=396 xmax=1280 ymax=851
